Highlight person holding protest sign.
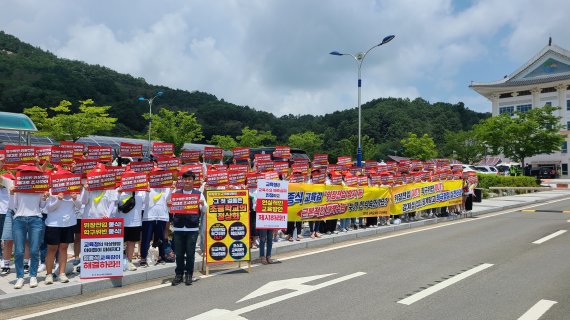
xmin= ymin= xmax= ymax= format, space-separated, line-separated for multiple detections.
xmin=116 ymin=188 xmax=147 ymax=271
xmin=141 ymin=183 xmax=172 ymax=267
xmin=11 ymin=166 xmax=48 ymax=289
xmin=1 ymin=173 xmax=15 ymax=276
xmin=44 ymin=173 xmax=81 ymax=284
xmin=169 ymin=171 xmax=207 ymax=286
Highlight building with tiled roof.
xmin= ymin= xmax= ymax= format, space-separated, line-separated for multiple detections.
xmin=470 ymin=38 xmax=570 ymax=176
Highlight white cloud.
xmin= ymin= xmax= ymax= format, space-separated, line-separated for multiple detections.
xmin=1 ymin=0 xmax=569 ymax=116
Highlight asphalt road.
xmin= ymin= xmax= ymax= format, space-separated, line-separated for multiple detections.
xmin=9 ymin=198 xmax=570 ymax=320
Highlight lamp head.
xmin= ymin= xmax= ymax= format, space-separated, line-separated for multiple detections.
xmin=380 ymin=35 xmax=395 ymax=45
xmin=329 ymin=51 xmax=343 ymax=56
xmin=138 ymin=97 xmax=146 ymax=101
xmin=156 ymin=91 xmax=164 ymax=96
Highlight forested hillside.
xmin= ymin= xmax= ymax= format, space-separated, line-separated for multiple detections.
xmin=0 ymin=31 xmax=490 ymax=159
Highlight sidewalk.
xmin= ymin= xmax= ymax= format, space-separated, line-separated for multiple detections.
xmin=2 ymin=189 xmax=570 ymax=310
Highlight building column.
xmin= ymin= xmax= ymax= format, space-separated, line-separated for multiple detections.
xmin=531 ymin=88 xmax=541 ymax=109
xmin=556 ymin=84 xmax=567 ymax=121
xmin=491 ymin=94 xmax=499 ymax=116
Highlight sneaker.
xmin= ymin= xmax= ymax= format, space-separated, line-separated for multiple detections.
xmin=45 ymin=273 xmax=54 ymax=285
xmin=171 ymin=274 xmax=183 ymax=286
xmin=155 ymin=259 xmax=166 ymax=266
xmin=30 ymin=277 xmax=38 ymax=288
xmin=128 ymin=262 xmax=137 ymax=271
xmin=24 ymin=264 xmax=29 ymax=274
xmin=14 ymin=278 xmax=24 ymax=289
xmin=59 ymin=273 xmax=69 ymax=283
xmin=38 ymin=263 xmax=46 ymax=273
xmin=72 ymin=259 xmax=81 ymax=266
xmin=184 ymin=272 xmax=192 ymax=286
xmin=140 ymin=260 xmax=148 ymax=268
xmin=1 ymin=267 xmax=10 ymax=276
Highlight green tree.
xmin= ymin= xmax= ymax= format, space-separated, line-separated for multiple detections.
xmin=236 ymin=127 xmax=276 ymax=147
xmin=24 ymin=99 xmax=117 ymax=142
xmin=287 ymin=131 xmax=324 ymax=156
xmin=334 ymin=135 xmax=379 ymax=161
xmin=146 ymin=108 xmax=204 ymax=155
xmin=474 ymin=105 xmax=565 ymax=166
xmin=401 ymin=133 xmax=438 ymax=160
xmin=441 ymin=130 xmax=485 ymax=164
xmin=209 ymin=135 xmax=238 ymax=150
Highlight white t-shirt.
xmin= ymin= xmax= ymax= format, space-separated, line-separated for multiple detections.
xmin=13 ymin=193 xmax=46 ymax=218
xmin=143 ymin=188 xmax=172 ymax=222
xmin=113 ymin=191 xmax=146 ymax=227
xmin=82 ymin=189 xmax=118 ymax=218
xmin=45 ymin=194 xmax=81 ymax=227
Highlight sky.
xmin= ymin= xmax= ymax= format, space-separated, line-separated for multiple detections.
xmin=1 ymin=0 xmax=569 ymax=116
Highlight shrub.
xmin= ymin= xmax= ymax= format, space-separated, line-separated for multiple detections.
xmin=476 ymin=174 xmax=539 ymax=189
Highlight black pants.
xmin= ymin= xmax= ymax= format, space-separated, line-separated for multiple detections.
xmin=325 ymin=219 xmax=338 ymax=233
xmin=366 ymin=217 xmax=378 ymax=226
xmin=286 ymin=221 xmax=302 ymax=237
xmin=141 ymin=221 xmax=166 ymax=260
xmin=173 ymin=231 xmax=198 ymax=276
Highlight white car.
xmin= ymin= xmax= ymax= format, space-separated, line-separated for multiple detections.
xmin=462 ymin=164 xmax=478 ymax=172
xmin=474 ymin=165 xmax=499 ymax=175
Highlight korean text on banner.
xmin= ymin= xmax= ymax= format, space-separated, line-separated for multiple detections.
xmin=256 ymin=179 xmax=288 ymax=229
xmin=389 ymin=180 xmax=463 ymax=215
xmin=4 ymin=145 xmax=36 ymax=165
xmin=15 ymin=171 xmax=50 ymax=193
xmin=120 ymin=142 xmax=143 ymax=158
xmin=205 ymin=190 xmax=250 ymax=264
xmin=152 ymin=142 xmax=174 ymax=156
xmin=120 ymin=172 xmax=149 ymax=192
xmin=180 ymin=150 xmax=200 ymax=163
xmin=87 ymin=171 xmax=117 ymax=191
xmin=50 ymin=173 xmax=82 ymax=194
xmin=287 ymin=183 xmax=391 ymax=221
xmin=170 ymin=193 xmax=200 ymax=214
xmin=80 ymin=218 xmax=124 ymax=279
xmin=149 ymin=170 xmax=176 ymax=188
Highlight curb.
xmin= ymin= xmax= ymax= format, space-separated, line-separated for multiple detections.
xmin=2 ymin=192 xmax=570 ymax=310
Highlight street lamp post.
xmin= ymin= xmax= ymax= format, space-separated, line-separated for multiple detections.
xmin=138 ymin=91 xmax=163 ymax=157
xmin=330 ymin=34 xmax=395 ymax=167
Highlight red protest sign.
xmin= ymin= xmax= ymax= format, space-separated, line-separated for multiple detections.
xmin=170 ymin=193 xmax=200 ymax=214
xmin=263 ymin=171 xmax=280 ymax=180
xmin=129 ymin=161 xmax=154 ymax=174
xmin=120 ymin=171 xmax=149 ymax=192
xmin=292 ymin=163 xmax=309 ymax=175
xmin=358 ymin=176 xmax=369 ymax=186
xmin=311 ymin=172 xmax=326 ymax=184
xmin=273 ymin=146 xmax=291 ymax=159
xmin=106 ymin=166 xmax=127 ymax=183
xmin=15 ymin=171 xmax=50 ymax=193
xmin=50 ymin=173 xmax=82 ymax=194
xmin=87 ymin=146 xmax=113 ymax=162
xmin=86 ymin=171 xmax=117 ymax=191
xmin=4 ymin=145 xmax=36 ymax=166
xmin=254 ymin=153 xmax=271 ymax=163
xmin=211 ymin=164 xmax=227 ymax=171
xmin=246 ymin=172 xmax=264 ymax=189
xmin=149 ymin=170 xmax=176 ymax=188
xmin=206 ymin=170 xmax=228 ymax=187
xmin=256 ymin=160 xmax=274 ymax=172
xmin=180 ymin=150 xmax=200 ymax=163
xmin=337 ymin=156 xmax=352 ymax=166
xmin=228 ymin=170 xmax=246 ymax=187
xmin=50 ymin=146 xmax=75 ymax=165
xmin=157 ymin=157 xmax=180 ymax=171
xmin=313 ymin=154 xmax=329 ymax=165
xmin=232 ymin=147 xmax=250 ymax=160
xmin=120 ymin=142 xmax=143 ymax=158
xmin=274 ymin=161 xmax=289 ymax=175
xmin=229 ymin=164 xmax=249 ymax=172
xmin=152 ymin=142 xmax=174 ymax=157
xmin=74 ymin=159 xmax=98 ymax=175
xmin=59 ymin=141 xmax=84 ymax=158
xmin=203 ymin=146 xmax=223 ymax=160
xmin=35 ymin=146 xmax=52 ymax=163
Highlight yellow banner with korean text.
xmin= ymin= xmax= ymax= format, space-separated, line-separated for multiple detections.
xmin=389 ymin=180 xmax=463 ymax=215
xmin=205 ymin=190 xmax=250 ymax=264
xmin=287 ymin=184 xmax=392 ymax=221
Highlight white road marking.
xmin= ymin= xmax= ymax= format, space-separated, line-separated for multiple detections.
xmin=397 ymin=263 xmax=494 ymax=306
xmin=236 ymin=273 xmax=334 ymax=303
xmin=518 ymin=299 xmax=557 ymax=320
xmin=11 ymin=197 xmax=570 ymax=319
xmin=188 ymin=272 xmax=366 ymax=319
xmin=532 ymin=230 xmax=567 ymax=244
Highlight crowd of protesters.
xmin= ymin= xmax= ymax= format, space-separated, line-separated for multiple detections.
xmin=0 ymin=145 xmax=478 ymax=289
